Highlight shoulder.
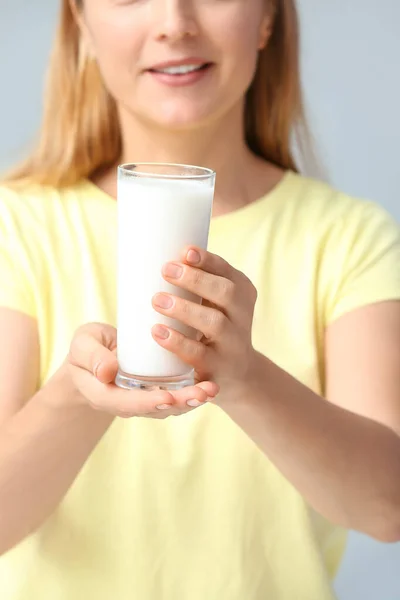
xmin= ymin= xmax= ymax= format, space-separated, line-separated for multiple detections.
xmin=282 ymin=171 xmax=387 ymax=217
xmin=0 ymin=179 xmax=92 ymax=233
xmin=281 ymin=174 xmax=400 ymax=320
xmin=280 ymin=172 xmax=399 ymax=243
xmin=0 ymin=179 xmax=84 ymax=209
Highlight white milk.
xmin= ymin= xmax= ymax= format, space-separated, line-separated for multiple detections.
xmin=117 ymin=177 xmax=214 ymax=379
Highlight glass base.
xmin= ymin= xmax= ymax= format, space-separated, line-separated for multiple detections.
xmin=115 ymin=369 xmax=195 ymax=391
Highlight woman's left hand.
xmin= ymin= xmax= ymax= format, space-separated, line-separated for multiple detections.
xmin=152 ymin=246 xmax=259 ymax=402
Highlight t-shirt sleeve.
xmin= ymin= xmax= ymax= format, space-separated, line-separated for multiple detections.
xmin=0 ymin=192 xmax=36 ymax=318
xmin=322 ymin=199 xmax=400 ymax=324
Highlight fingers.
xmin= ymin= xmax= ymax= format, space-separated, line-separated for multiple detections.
xmin=170 ymin=381 xmax=219 ymax=408
xmin=193 ymin=380 xmax=220 ymax=398
xmin=74 ymin=371 xmax=174 ymax=417
xmin=162 ymin=262 xmax=237 ymax=311
xmin=76 ymin=368 xmax=216 ymax=418
xmin=69 ymin=322 xmax=218 ymax=420
xmin=162 ymin=247 xmax=257 ymax=313
xmin=153 ymin=293 xmax=231 ymax=341
xmin=182 ymin=247 xmax=236 ymax=278
xmin=152 ymin=323 xmax=213 ymax=371
xmin=69 ymin=324 xmax=118 ymax=384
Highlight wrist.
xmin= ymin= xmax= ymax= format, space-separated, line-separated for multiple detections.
xmin=42 ymin=363 xmax=86 ymax=408
xmin=38 ymin=364 xmax=113 ymax=429
xmin=216 ymin=349 xmax=270 ymax=410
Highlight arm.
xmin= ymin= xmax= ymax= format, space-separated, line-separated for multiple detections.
xmin=150 ymin=247 xmax=400 ymax=542
xmin=0 ymin=369 xmax=113 ymax=555
xmin=0 ymin=309 xmax=113 ymax=555
xmin=221 ymin=301 xmax=400 ymax=542
xmin=0 ymin=314 xmax=218 ymax=556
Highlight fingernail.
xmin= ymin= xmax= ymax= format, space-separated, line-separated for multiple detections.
xmin=187 ymin=249 xmax=201 ymax=265
xmin=163 ymin=263 xmax=183 ymax=279
xmin=187 ymin=399 xmax=203 ymax=408
xmin=153 ymin=294 xmax=173 ymax=309
xmin=153 ymin=325 xmax=170 ymax=340
xmin=156 ymin=404 xmax=172 ymax=411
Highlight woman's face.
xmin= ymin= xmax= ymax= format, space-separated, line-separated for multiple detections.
xmin=79 ymin=0 xmax=272 ymax=130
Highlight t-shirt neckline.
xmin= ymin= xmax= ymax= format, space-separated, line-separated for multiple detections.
xmin=80 ymin=169 xmax=295 ymax=225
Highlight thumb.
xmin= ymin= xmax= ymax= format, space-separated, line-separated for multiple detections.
xmin=69 ymin=323 xmax=119 ymax=384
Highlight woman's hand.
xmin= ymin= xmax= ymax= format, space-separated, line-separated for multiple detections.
xmin=67 ymin=323 xmax=219 ymax=419
xmin=152 ymin=246 xmax=259 ymax=402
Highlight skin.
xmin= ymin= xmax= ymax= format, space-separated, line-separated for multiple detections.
xmin=78 ymin=0 xmax=271 ymax=130
xmin=0 ymin=0 xmax=400 ymax=554
xmin=77 ymin=0 xmax=281 ymax=215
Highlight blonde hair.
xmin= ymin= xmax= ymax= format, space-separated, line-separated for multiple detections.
xmin=6 ymin=0 xmax=309 ymax=187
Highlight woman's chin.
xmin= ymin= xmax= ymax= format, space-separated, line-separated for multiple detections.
xmin=141 ymin=104 xmax=214 ymax=132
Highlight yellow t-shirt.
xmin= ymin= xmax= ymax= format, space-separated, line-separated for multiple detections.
xmin=0 ymin=172 xmax=399 ymax=600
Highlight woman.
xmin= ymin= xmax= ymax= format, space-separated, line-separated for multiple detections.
xmin=0 ymin=0 xmax=399 ymax=598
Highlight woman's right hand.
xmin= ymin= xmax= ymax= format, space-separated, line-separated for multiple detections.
xmin=67 ymin=323 xmax=219 ymax=419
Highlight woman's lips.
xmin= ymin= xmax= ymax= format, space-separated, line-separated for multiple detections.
xmin=147 ymin=63 xmax=214 ymax=87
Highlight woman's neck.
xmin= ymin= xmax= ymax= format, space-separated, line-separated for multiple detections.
xmin=93 ymin=105 xmax=285 ymax=217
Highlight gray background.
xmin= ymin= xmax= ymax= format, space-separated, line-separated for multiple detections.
xmin=1 ymin=1 xmax=399 ymax=599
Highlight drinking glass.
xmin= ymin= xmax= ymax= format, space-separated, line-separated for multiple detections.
xmin=115 ymin=163 xmax=215 ymax=391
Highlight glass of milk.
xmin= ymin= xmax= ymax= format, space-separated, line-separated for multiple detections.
xmin=115 ymin=163 xmax=216 ymax=391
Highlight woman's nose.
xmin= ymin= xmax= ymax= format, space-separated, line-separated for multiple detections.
xmin=152 ymin=0 xmax=199 ymax=43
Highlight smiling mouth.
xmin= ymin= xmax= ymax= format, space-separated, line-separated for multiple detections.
xmin=149 ymin=63 xmax=212 ymax=75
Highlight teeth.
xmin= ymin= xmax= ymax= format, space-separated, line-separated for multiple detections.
xmin=156 ymin=64 xmax=204 ymax=75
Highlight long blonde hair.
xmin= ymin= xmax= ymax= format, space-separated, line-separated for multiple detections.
xmin=6 ymin=0 xmax=309 ymax=187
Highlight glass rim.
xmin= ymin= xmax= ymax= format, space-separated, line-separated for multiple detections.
xmin=118 ymin=162 xmax=215 ymax=180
